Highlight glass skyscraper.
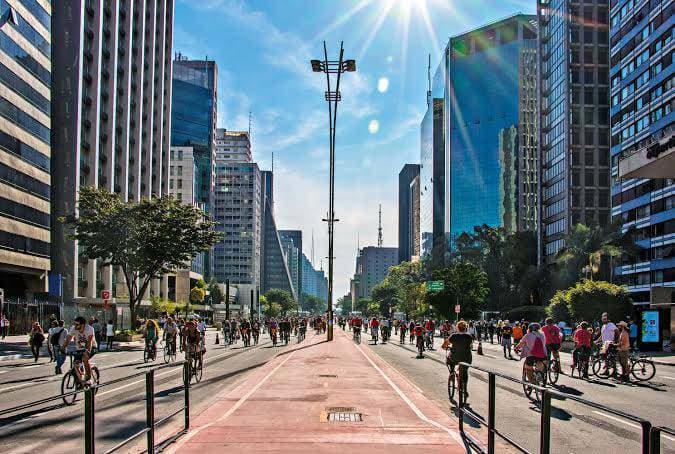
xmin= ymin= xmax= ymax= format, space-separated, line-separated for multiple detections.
xmin=610 ymin=0 xmax=674 ymax=343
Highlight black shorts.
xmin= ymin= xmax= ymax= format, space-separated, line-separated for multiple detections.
xmin=547 ymin=343 xmax=561 ymax=352
xmin=525 ymin=356 xmax=546 ymax=366
xmin=72 ymin=348 xmax=97 ymax=361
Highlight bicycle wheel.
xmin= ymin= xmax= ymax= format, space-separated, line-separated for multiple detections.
xmin=164 ymin=347 xmax=170 ymax=364
xmin=591 ymin=357 xmax=603 ymax=376
xmin=448 ymin=373 xmax=456 ymax=401
xmin=605 ymin=358 xmax=617 ymax=378
xmin=631 ymin=359 xmax=655 ymax=381
xmin=522 ymin=369 xmax=533 ymax=398
xmin=548 ymin=360 xmax=559 ymax=384
xmin=61 ymin=371 xmax=79 ymax=405
xmin=193 ymin=355 xmax=203 ymax=383
xmin=533 ymin=371 xmax=545 ymax=403
xmin=143 ymin=347 xmax=149 ymax=363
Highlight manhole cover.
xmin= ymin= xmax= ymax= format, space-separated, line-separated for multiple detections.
xmin=328 ymin=412 xmax=362 ymax=422
xmin=318 ymin=374 xmax=337 ymax=378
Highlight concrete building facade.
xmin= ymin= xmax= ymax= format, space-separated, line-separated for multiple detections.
xmin=398 ymin=164 xmax=420 ymax=263
xmin=352 ymin=246 xmax=398 ymax=299
xmin=215 ymin=128 xmax=252 ymax=163
xmin=51 ymin=0 xmax=174 ymax=303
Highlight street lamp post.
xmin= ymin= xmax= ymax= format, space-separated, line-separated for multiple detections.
xmin=310 ymin=42 xmax=356 ymax=342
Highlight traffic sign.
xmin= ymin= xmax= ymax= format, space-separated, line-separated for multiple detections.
xmin=455 ymin=305 xmax=461 ymax=314
xmin=426 ymin=281 xmax=444 ymax=292
xmin=101 ymin=290 xmax=111 ymax=300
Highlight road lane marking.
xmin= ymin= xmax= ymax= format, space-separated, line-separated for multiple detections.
xmin=661 ymin=376 xmax=675 ymax=380
xmin=166 ymin=349 xmax=296 ymax=453
xmin=353 ymin=335 xmax=464 ymax=446
xmin=592 ymin=411 xmax=675 ymax=442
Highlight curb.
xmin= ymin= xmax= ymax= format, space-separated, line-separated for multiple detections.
xmin=0 ymin=354 xmax=30 ymax=361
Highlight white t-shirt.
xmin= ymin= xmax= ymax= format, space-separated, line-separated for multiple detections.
xmin=601 ymin=322 xmax=617 ymax=342
xmin=68 ymin=324 xmax=97 ymax=350
xmin=106 ymin=323 xmax=114 ymax=337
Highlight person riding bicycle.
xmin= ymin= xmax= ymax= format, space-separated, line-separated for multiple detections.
xmin=352 ymin=317 xmax=362 ymax=340
xmin=163 ymin=317 xmax=178 ymax=354
xmin=240 ymin=318 xmax=252 ymax=345
xmin=515 ymin=323 xmax=548 ymax=384
xmin=222 ymin=319 xmax=232 ymax=344
xmin=182 ymin=320 xmax=202 ymax=368
xmin=408 ymin=320 xmax=416 ymax=344
xmin=399 ymin=319 xmax=407 ymax=344
xmin=369 ymin=317 xmax=380 ymax=344
xmin=64 ymin=316 xmax=97 ymax=384
xmin=445 ymin=320 xmax=473 ymax=399
xmin=280 ymin=319 xmax=292 ymax=344
xmin=414 ymin=323 xmax=425 ymax=351
xmin=542 ymin=317 xmax=562 ymax=363
xmin=251 ymin=319 xmax=260 ymax=344
xmin=269 ymin=318 xmax=279 ymax=344
xmin=143 ymin=319 xmax=160 ymax=358
xmin=425 ymin=319 xmax=436 ymax=348
xmin=571 ymin=321 xmax=592 ymax=377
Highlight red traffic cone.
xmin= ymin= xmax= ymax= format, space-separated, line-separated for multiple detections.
xmin=477 ymin=341 xmax=483 ymax=355
xmin=215 ymin=332 xmax=220 ymax=344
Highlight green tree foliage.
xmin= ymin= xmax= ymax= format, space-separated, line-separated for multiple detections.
xmin=354 ymin=297 xmax=372 ymax=315
xmin=263 ymin=301 xmax=282 ymax=319
xmin=548 ymin=280 xmax=632 ymax=323
xmin=508 ymin=305 xmax=547 ymax=322
xmin=371 ymin=281 xmax=400 ymax=317
xmin=190 ymin=286 xmax=205 ymax=304
xmin=425 ymin=262 xmax=488 ymax=319
xmin=385 ymin=261 xmax=426 ymax=318
xmin=302 ymin=293 xmax=325 ymax=314
xmin=150 ymin=297 xmax=176 ymax=317
xmin=546 ymin=293 xmax=571 ymax=322
xmin=264 ymin=289 xmax=297 ymax=315
xmin=207 ymin=279 xmax=224 ymax=305
xmin=62 ymin=187 xmax=221 ymax=321
xmin=194 ymin=278 xmax=207 ymax=289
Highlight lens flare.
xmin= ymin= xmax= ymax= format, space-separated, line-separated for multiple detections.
xmin=368 ymin=119 xmax=380 ymax=134
xmin=377 ymin=77 xmax=390 ymax=93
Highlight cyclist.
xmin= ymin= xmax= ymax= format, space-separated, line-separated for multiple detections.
xmin=369 ymin=317 xmax=380 ymax=344
xmin=163 ymin=317 xmax=178 ymax=355
xmin=143 ymin=319 xmax=160 ymax=359
xmin=280 ymin=318 xmax=292 ymax=345
xmin=352 ymin=316 xmax=362 ymax=341
xmin=414 ymin=322 xmax=425 ymax=353
xmin=64 ymin=316 xmax=97 ymax=384
xmin=182 ymin=320 xmax=202 ymax=369
xmin=240 ymin=318 xmax=251 ymax=346
xmin=251 ymin=319 xmax=260 ymax=345
xmin=446 ymin=320 xmax=473 ymax=399
xmin=409 ymin=320 xmax=416 ymax=344
xmin=571 ymin=321 xmax=592 ymax=377
xmin=399 ymin=319 xmax=407 ymax=344
xmin=425 ymin=319 xmax=436 ymax=348
xmin=542 ymin=317 xmax=562 ymax=364
xmin=269 ymin=318 xmax=279 ymax=345
xmin=222 ymin=319 xmax=232 ymax=344
xmin=515 ymin=323 xmax=548 ymax=384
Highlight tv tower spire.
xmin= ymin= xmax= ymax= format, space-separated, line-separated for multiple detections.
xmin=377 ymin=204 xmax=383 ymax=247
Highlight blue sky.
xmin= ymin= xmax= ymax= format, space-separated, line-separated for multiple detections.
xmin=174 ymin=0 xmax=535 ymax=298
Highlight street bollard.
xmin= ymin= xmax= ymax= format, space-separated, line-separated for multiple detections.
xmin=184 ymin=361 xmax=190 ymax=431
xmin=539 ymin=389 xmax=551 ymax=454
xmin=84 ymin=387 xmax=95 ymax=454
xmin=146 ymin=369 xmax=155 ymax=451
xmin=487 ymin=373 xmax=496 ymax=454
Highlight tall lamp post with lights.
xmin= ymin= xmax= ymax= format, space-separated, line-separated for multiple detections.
xmin=310 ymin=42 xmax=356 ymax=342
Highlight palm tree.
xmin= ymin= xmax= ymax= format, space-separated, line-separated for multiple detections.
xmin=555 ymin=220 xmax=641 ymax=282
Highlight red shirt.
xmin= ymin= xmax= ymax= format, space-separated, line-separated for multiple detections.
xmin=542 ymin=324 xmax=561 ymax=345
xmin=370 ymin=319 xmax=379 ymax=329
xmin=425 ymin=320 xmax=435 ymax=331
xmin=352 ymin=318 xmax=362 ymax=327
xmin=573 ymin=328 xmax=592 ymax=348
xmin=414 ymin=326 xmax=424 ymax=336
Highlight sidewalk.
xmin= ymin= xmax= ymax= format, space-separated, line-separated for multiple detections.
xmin=167 ymin=330 xmax=467 ymax=453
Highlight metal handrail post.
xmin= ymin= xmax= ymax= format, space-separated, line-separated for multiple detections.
xmin=146 ymin=370 xmax=155 ymax=451
xmin=85 ymin=387 xmax=95 ymax=454
xmin=488 ymin=373 xmax=496 ymax=454
xmin=184 ymin=361 xmax=190 ymax=430
xmin=458 ymin=368 xmax=464 ymax=434
xmin=650 ymin=427 xmax=661 ymax=454
xmin=640 ymin=420 xmax=652 ymax=454
xmin=540 ymin=390 xmax=551 ymax=454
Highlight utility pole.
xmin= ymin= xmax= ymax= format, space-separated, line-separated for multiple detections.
xmin=378 ymin=204 xmax=383 ymax=247
xmin=310 ymin=42 xmax=356 ymax=342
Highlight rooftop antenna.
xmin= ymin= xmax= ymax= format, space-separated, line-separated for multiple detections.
xmin=426 ymin=54 xmax=431 ymax=106
xmin=311 ymin=229 xmax=315 ymax=265
xmin=357 ymin=232 xmax=360 ymax=254
xmin=377 ymin=204 xmax=383 ymax=247
xmin=272 ymin=151 xmax=274 ymax=173
xmin=248 ymin=111 xmax=252 ymax=135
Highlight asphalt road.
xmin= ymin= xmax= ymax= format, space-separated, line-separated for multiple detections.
xmin=355 ymin=328 xmax=675 ymax=454
xmin=0 ymin=328 xmax=298 ymax=453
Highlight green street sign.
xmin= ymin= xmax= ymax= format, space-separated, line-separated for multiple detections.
xmin=426 ymin=280 xmax=444 ymax=292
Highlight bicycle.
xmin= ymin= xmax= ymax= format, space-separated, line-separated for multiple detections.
xmin=61 ymin=351 xmax=100 ymax=405
xmin=445 ymin=348 xmax=467 ymax=403
xmin=570 ymin=347 xmax=591 ymax=379
xmin=183 ymin=346 xmax=203 ymax=384
xmin=416 ymin=334 xmax=425 ymax=358
xmin=144 ymin=339 xmax=157 ymax=363
xmin=164 ymin=336 xmax=177 ymax=364
xmin=371 ymin=328 xmax=379 ymax=345
xmin=591 ymin=349 xmax=618 ymax=378
xmin=252 ymin=330 xmax=259 ymax=345
xmin=353 ymin=327 xmax=361 ymax=344
xmin=548 ymin=353 xmax=561 ymax=384
xmin=522 ymin=359 xmax=547 ymax=405
xmin=242 ymin=329 xmax=250 ymax=347
xmin=629 ymin=350 xmax=656 ymax=381
xmin=425 ymin=331 xmax=434 ymax=350
xmin=297 ymin=326 xmax=306 ymax=342
xmin=271 ymin=328 xmax=278 ymax=347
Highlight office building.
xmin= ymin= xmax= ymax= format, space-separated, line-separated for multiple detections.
xmin=280 ymin=235 xmax=300 ymax=299
xmin=610 ymin=0 xmax=674 ymax=347
xmin=216 ymin=128 xmax=252 ymax=163
xmin=212 ymin=161 xmax=262 ymax=292
xmin=51 ymin=0 xmax=174 ymax=303
xmin=538 ymin=0 xmax=611 ymax=263
xmin=301 ymin=252 xmax=327 ymax=304
xmin=279 ymin=229 xmax=303 ymax=302
xmin=0 ymin=0 xmax=51 ymax=298
xmin=352 ymin=246 xmax=398 ymax=299
xmin=260 ymin=170 xmax=297 ymax=301
xmin=398 ymin=164 xmax=420 ymax=263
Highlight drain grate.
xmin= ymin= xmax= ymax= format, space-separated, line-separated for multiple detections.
xmin=328 ymin=412 xmax=362 ymax=422
xmin=318 ymin=374 xmax=337 ymax=378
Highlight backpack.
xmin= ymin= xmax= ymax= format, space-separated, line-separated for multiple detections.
xmin=50 ymin=328 xmax=64 ymax=346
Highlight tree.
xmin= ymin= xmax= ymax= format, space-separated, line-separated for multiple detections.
xmin=550 ymin=280 xmax=632 ymax=323
xmin=207 ymin=279 xmax=224 ymax=305
xmin=62 ymin=187 xmax=222 ymax=322
xmin=264 ymin=289 xmax=297 ymax=315
xmin=547 ymin=293 xmax=571 ymax=322
xmin=385 ymin=261 xmax=426 ymax=318
xmin=263 ymin=301 xmax=282 ymax=319
xmin=302 ymin=293 xmax=325 ymax=314
xmin=371 ymin=281 xmax=400 ymax=317
xmin=426 ymin=262 xmax=488 ymax=319
xmin=190 ymin=286 xmax=205 ymax=304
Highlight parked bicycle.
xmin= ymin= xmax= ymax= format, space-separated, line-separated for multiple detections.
xmin=61 ymin=351 xmax=100 ymax=405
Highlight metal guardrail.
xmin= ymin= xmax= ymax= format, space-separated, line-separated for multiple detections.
xmin=0 ymin=360 xmax=191 ymax=454
xmin=456 ymin=362 xmax=672 ymax=454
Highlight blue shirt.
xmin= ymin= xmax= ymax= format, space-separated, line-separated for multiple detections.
xmin=630 ymin=323 xmax=638 ymax=338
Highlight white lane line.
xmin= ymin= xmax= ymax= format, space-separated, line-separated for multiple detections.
xmin=592 ymin=411 xmax=675 ymax=442
xmin=660 ymin=375 xmax=675 ymax=381
xmin=354 ymin=338 xmax=464 ymax=446
xmin=0 ymin=371 xmax=8 ymax=374
xmin=166 ymin=350 xmax=296 ymax=453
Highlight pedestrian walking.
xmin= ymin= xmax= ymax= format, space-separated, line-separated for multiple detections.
xmin=488 ymin=321 xmax=495 ymax=344
xmin=501 ymin=320 xmax=514 ymax=359
xmin=29 ymin=322 xmax=45 ymax=362
xmin=106 ymin=319 xmax=115 ymax=351
xmin=0 ymin=314 xmax=9 ymax=339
